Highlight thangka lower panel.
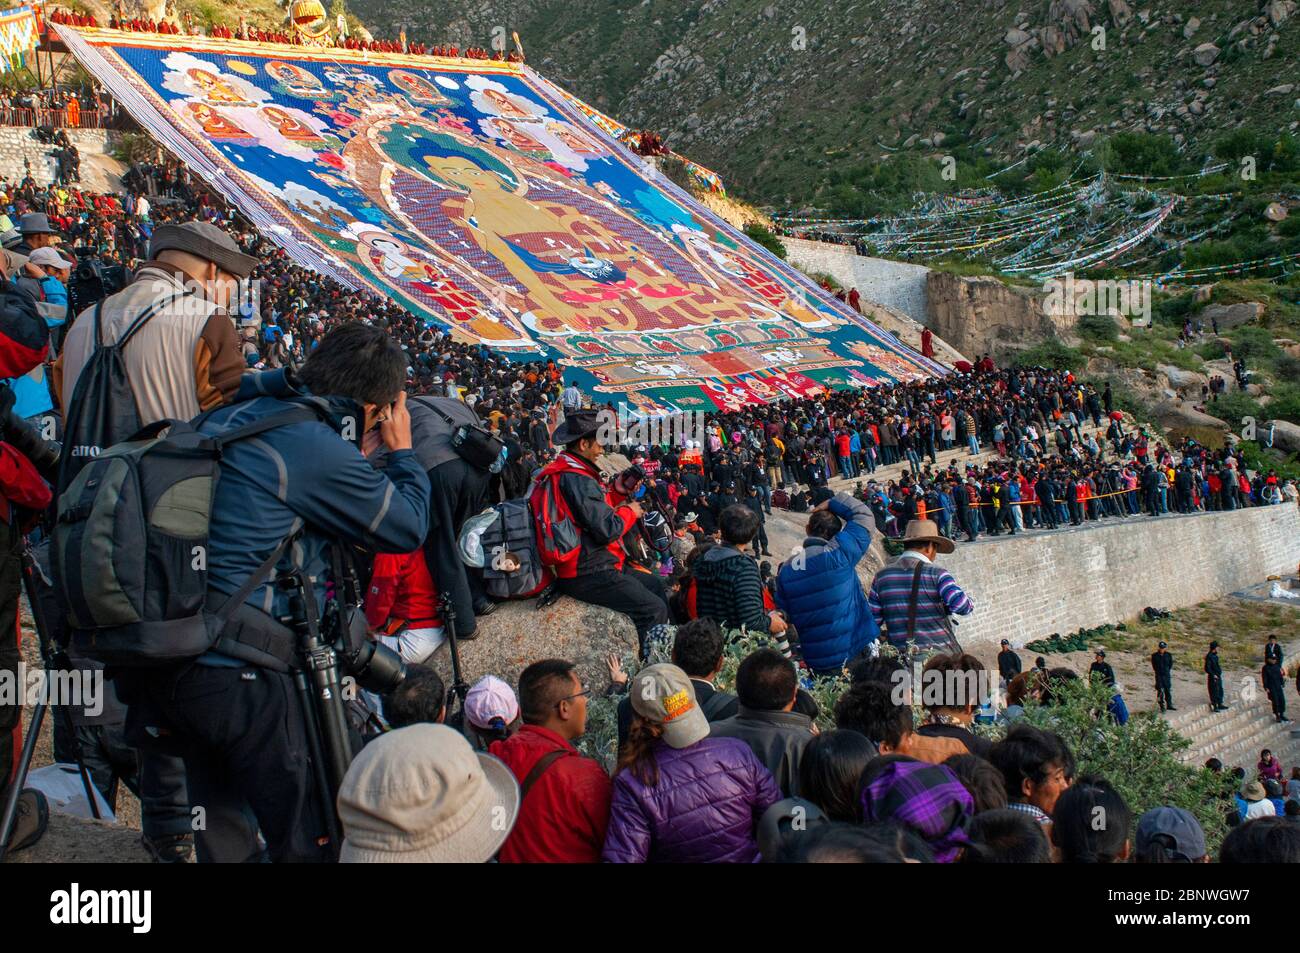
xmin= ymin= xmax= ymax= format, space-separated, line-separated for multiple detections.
xmin=58 ymin=26 xmax=946 ymax=413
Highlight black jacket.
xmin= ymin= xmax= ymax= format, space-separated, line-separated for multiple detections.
xmin=998 ymin=649 xmax=1022 ymax=680
xmin=554 ymin=452 xmax=634 ymax=575
xmin=1089 ymin=661 xmax=1116 ymax=687
xmin=1151 ymin=651 xmax=1173 ymax=680
xmin=1204 ymin=652 xmax=1222 ymax=679
xmin=709 ymin=705 xmax=815 ymax=798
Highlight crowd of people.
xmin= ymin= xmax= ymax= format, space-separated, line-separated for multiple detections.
xmin=0 ymin=84 xmax=1296 ymax=867
xmin=324 ymin=639 xmax=1300 ymax=863
xmin=50 ymin=6 xmax=524 ymax=60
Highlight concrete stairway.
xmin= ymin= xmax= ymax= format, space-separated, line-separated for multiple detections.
xmin=1165 ymin=699 xmax=1300 ymax=772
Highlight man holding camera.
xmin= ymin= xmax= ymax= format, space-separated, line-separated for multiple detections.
xmin=537 ymin=409 xmax=669 ymax=655
xmin=128 ymin=323 xmax=430 ymax=862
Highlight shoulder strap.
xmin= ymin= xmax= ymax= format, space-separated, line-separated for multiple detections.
xmin=411 ymin=395 xmax=457 ymax=426
xmin=115 ymin=290 xmax=191 ymax=350
xmin=212 ymin=531 xmax=301 ymax=622
xmin=211 ymin=406 xmax=322 ymax=449
xmin=520 ymin=748 xmax=569 ymax=800
xmin=91 ymin=299 xmax=106 ymax=348
xmin=904 ymin=561 xmax=925 ymax=645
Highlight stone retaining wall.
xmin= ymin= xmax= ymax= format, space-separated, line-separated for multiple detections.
xmin=782 ymin=236 xmax=931 ymax=325
xmin=0 ymin=127 xmax=112 ymax=186
xmin=939 ymin=504 xmax=1300 ymax=649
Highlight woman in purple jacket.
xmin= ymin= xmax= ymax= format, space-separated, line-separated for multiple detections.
xmin=602 ymin=663 xmax=781 ymax=863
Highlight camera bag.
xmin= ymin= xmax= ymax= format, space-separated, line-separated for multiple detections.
xmin=415 ymin=396 xmax=503 ymax=471
xmin=51 ymin=407 xmax=320 ymax=668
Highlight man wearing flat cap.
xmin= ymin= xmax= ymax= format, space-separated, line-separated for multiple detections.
xmin=533 ymin=408 xmax=670 ymax=656
xmin=51 ymin=220 xmax=258 ymax=863
xmin=55 ymin=220 xmax=255 ymax=427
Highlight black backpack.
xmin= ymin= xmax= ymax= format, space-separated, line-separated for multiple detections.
xmin=58 ymin=291 xmax=189 ymax=498
xmin=51 ymin=406 xmax=321 ymax=669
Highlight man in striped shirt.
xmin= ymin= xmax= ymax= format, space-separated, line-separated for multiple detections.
xmin=868 ymin=519 xmax=973 ymax=654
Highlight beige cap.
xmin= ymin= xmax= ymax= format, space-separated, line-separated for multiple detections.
xmin=28 ymin=246 xmax=75 ymax=270
xmin=629 ymin=663 xmax=710 ymax=749
xmin=337 ymin=723 xmax=520 ymax=863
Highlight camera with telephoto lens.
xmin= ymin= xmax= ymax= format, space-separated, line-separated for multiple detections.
xmin=323 ymin=598 xmax=406 ymax=695
xmin=68 ymin=255 xmax=129 ymax=316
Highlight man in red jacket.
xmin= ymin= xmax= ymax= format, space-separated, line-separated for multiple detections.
xmin=490 ymin=659 xmax=611 ymax=863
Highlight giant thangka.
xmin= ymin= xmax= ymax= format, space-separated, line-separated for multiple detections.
xmin=58 ymin=26 xmax=947 ymax=412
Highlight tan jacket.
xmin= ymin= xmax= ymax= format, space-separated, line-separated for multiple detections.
xmin=54 ymin=263 xmax=244 ymax=423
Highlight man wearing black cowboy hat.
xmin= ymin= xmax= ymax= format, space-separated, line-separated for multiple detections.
xmin=534 ymin=409 xmax=670 ymax=655
xmin=13 ymin=212 xmax=61 ymax=256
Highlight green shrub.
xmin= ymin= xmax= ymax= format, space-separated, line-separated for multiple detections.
xmin=1207 ymin=390 xmax=1263 ymax=426
xmin=1078 ymin=312 xmax=1119 ymax=342
xmin=1014 ymin=340 xmax=1086 ymax=370
xmin=1014 ymin=676 xmax=1236 ymax=852
xmin=743 ymin=222 xmax=787 ymax=260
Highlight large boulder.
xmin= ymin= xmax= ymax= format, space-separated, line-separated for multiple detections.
xmin=425 ymin=596 xmax=639 ymax=697
xmin=1200 ymin=302 xmax=1264 ymax=330
xmin=1266 ymin=419 xmax=1300 ymax=454
xmin=1156 ymin=363 xmax=1208 ymax=393
xmin=1150 ymin=399 xmax=1228 ymax=431
xmin=1192 ymin=42 xmax=1220 ymax=66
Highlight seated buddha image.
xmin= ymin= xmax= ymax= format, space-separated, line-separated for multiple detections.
xmin=478 ymin=86 xmax=535 ymax=120
xmin=266 ymin=60 xmax=324 ymax=96
xmin=187 ymin=67 xmax=252 ymax=106
xmin=184 ymin=101 xmax=253 ymax=140
xmin=389 ymin=70 xmax=450 ymax=105
xmin=260 ymin=105 xmax=326 ymax=143
xmin=486 ymin=118 xmax=549 ymax=156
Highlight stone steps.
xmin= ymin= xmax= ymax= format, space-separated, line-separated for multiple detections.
xmin=1166 ymin=699 xmax=1300 ymax=772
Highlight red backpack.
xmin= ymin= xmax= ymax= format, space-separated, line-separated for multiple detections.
xmin=528 ymin=453 xmax=592 ymax=579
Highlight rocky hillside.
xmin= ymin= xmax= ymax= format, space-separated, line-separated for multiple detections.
xmin=349 ymin=0 xmax=1299 ymax=204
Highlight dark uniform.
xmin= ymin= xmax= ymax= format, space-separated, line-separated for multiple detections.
xmin=1089 ymin=657 xmax=1116 ymax=687
xmin=997 ymin=647 xmax=1023 ymax=682
xmin=1151 ymin=648 xmax=1174 ymax=711
xmin=1204 ymin=647 xmax=1225 ymax=711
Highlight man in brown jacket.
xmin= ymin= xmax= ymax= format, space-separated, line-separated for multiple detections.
xmin=54 ymin=220 xmax=253 ymax=421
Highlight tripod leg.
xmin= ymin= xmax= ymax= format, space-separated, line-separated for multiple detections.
xmin=20 ymin=551 xmax=100 ymax=820
xmin=0 ymin=696 xmax=47 ymax=860
xmin=294 ymin=671 xmax=341 ymax=859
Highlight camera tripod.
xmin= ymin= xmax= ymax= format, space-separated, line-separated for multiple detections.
xmin=440 ymin=591 xmax=470 ymax=721
xmin=0 ymin=539 xmax=101 ymax=861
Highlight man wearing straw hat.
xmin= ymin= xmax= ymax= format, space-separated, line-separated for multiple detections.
xmin=867 ymin=519 xmax=973 ymax=655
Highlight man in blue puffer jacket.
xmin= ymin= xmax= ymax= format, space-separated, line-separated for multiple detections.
xmin=774 ymin=491 xmax=878 ymax=675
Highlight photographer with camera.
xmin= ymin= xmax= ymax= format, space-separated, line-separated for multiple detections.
xmin=118 ymin=323 xmax=430 ymax=863
xmin=534 ymin=409 xmax=669 ymax=656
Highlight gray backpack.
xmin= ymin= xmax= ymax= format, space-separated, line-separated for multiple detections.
xmin=478 ymin=497 xmax=550 ymax=600
xmin=51 ymin=407 xmax=319 ymax=668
